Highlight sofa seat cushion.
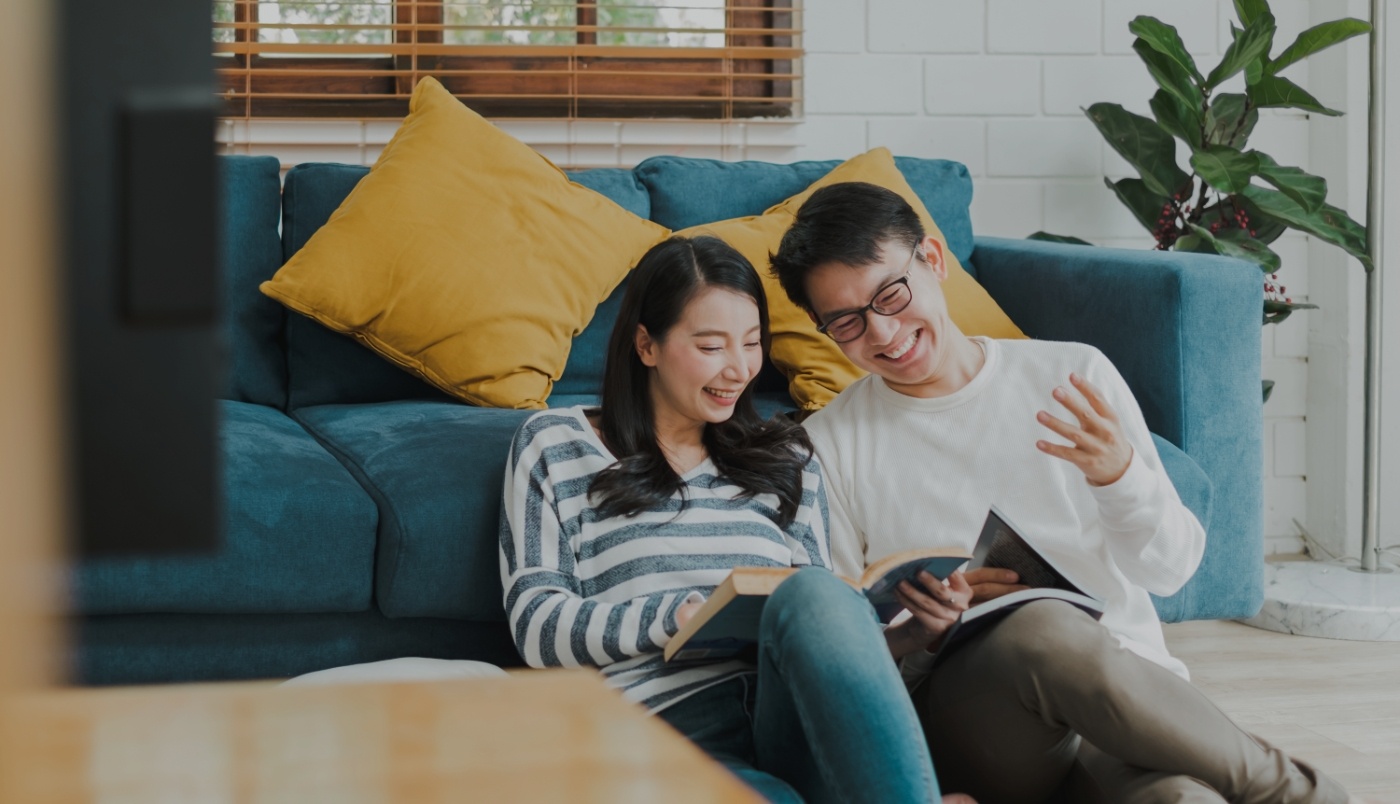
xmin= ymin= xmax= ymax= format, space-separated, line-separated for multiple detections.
xmin=294 ymin=401 xmax=538 ymax=621
xmin=73 ymin=401 xmax=378 ymax=615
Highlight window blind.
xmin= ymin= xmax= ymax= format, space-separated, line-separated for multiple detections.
xmin=213 ymin=1 xmax=799 ymax=120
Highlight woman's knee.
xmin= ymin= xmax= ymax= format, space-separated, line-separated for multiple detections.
xmin=760 ymin=566 xmax=872 ymax=645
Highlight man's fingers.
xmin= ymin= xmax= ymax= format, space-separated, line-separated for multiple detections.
xmin=962 ymin=567 xmax=1019 ymax=586
xmin=1036 ymin=410 xmax=1084 ymax=444
xmin=1037 ymin=439 xmax=1088 ymax=467
xmin=1071 ymin=373 xmax=1117 ymax=421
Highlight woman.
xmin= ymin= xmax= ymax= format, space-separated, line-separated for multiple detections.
xmin=500 ymin=236 xmax=970 ymax=803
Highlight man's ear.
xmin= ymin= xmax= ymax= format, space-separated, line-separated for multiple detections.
xmin=635 ymin=324 xmax=659 ymax=368
xmin=921 ymin=235 xmax=948 ymax=282
xmin=806 ymin=308 xmax=823 ymax=328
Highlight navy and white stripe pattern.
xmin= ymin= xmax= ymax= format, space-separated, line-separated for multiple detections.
xmin=500 ymin=406 xmax=830 ymax=713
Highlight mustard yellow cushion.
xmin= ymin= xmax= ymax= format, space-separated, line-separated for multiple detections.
xmin=677 ymin=147 xmax=1025 ymax=411
xmin=260 ymin=77 xmax=669 ymax=409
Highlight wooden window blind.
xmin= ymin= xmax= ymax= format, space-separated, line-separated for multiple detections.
xmin=213 ymin=1 xmax=798 ymax=120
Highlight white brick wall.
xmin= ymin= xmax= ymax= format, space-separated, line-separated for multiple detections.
xmin=223 ymin=0 xmax=1332 ymax=556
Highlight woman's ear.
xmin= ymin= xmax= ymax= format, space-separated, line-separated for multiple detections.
xmin=635 ymin=324 xmax=659 ymax=367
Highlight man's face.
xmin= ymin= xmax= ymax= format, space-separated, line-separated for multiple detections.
xmin=804 ymin=235 xmax=961 ymax=396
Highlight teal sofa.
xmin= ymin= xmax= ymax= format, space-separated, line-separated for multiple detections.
xmin=71 ymin=154 xmax=1263 ymax=684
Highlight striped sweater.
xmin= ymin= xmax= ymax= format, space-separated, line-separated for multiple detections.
xmin=500 ymin=407 xmax=831 ymax=713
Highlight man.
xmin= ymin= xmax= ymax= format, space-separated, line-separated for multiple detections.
xmin=769 ymin=181 xmax=1350 ymax=803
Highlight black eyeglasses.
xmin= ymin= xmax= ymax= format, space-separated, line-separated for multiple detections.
xmin=815 ymin=247 xmax=918 ymax=343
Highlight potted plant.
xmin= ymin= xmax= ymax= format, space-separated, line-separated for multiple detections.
xmin=1036 ymin=0 xmax=1372 ymax=400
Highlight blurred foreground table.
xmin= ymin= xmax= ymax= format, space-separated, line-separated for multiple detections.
xmin=0 ymin=669 xmax=759 ymax=803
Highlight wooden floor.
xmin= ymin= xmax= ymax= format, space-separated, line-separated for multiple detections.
xmin=1164 ymin=619 xmax=1400 ymax=800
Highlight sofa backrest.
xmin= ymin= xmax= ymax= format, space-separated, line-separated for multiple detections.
xmin=222 ymin=154 xmax=978 ymax=410
xmin=220 ymin=155 xmax=291 ymax=408
xmin=634 ymin=155 xmax=977 ymax=272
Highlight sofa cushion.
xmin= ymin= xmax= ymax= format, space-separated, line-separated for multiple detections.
xmin=262 ymin=77 xmax=667 ymax=410
xmin=221 ymin=155 xmax=288 ymax=408
xmin=635 ymin=154 xmax=977 ymax=273
xmin=294 ymin=401 xmax=537 ymax=621
xmin=73 ymin=401 xmax=378 ymax=615
xmin=280 ymin=165 xmax=652 ymax=408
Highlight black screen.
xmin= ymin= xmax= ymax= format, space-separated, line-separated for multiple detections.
xmin=60 ymin=0 xmax=220 ymax=555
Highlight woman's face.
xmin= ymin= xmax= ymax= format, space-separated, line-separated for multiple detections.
xmin=636 ymin=286 xmax=764 ymax=431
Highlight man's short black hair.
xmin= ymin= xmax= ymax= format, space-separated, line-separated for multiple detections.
xmin=769 ymin=182 xmax=926 ymax=311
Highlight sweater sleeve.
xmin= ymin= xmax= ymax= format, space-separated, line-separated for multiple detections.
xmin=782 ymin=456 xmax=833 ymax=570
xmin=498 ymin=419 xmax=702 ymax=670
xmin=1085 ymin=353 xmax=1206 ymax=596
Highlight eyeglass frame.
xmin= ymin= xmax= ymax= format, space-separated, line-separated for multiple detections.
xmin=814 ymin=245 xmax=921 ymax=343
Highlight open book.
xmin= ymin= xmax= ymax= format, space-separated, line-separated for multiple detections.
xmin=927 ymin=506 xmax=1104 ymax=668
xmin=663 ymin=547 xmax=971 ymax=663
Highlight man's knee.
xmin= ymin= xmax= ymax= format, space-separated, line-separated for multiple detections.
xmin=977 ymin=600 xmax=1113 ymax=674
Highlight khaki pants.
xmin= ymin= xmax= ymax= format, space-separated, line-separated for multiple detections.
xmin=912 ymin=600 xmax=1349 ymax=804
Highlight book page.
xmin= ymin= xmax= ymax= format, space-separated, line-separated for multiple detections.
xmin=969 ymin=508 xmax=1083 ymax=595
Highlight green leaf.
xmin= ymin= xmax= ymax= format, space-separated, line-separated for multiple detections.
xmin=1129 ymin=16 xmax=1205 ymax=84
xmin=1028 ymin=232 xmax=1095 ymax=246
xmin=1205 ymin=94 xmax=1258 ymax=147
xmin=1265 ymin=299 xmax=1319 ymax=313
xmin=1233 ymin=194 xmax=1288 ymax=243
xmin=1234 ymin=0 xmax=1271 ymax=27
xmin=1262 ymin=378 xmax=1274 ymax=401
xmin=1206 ymin=13 xmax=1276 ymax=89
xmin=1251 ymin=152 xmax=1327 ymax=213
xmin=1174 ymin=233 xmax=1208 ymax=253
xmin=1186 ymin=222 xmax=1281 ymax=271
xmin=1240 ymin=185 xmax=1371 ymax=266
xmin=1133 ymin=39 xmax=1203 ymax=113
xmin=1270 ymin=19 xmax=1372 ymax=75
xmin=1190 ymin=145 xmax=1260 ymax=194
xmin=1104 ymin=177 xmax=1171 ymax=235
xmin=1264 ymin=299 xmax=1318 ymax=326
xmin=1247 ymin=74 xmax=1343 ymax=115
xmin=1084 ymin=103 xmax=1192 ymax=199
xmin=1245 ymin=56 xmax=1265 ymax=85
xmin=1150 ymin=89 xmax=1204 ymax=149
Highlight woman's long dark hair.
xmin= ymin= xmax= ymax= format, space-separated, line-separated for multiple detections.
xmin=590 ymin=235 xmax=813 ymax=527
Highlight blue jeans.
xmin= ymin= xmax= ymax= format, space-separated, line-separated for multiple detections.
xmin=658 ymin=567 xmax=940 ymax=803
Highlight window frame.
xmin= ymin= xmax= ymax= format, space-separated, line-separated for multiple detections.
xmin=216 ymin=0 xmax=798 ymax=120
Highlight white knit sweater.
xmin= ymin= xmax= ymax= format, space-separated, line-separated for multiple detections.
xmin=805 ymin=337 xmax=1205 ymax=679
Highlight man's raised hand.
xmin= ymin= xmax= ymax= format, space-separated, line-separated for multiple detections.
xmin=1035 ymin=372 xmax=1133 ymax=487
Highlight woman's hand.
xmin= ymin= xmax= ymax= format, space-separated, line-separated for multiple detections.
xmin=676 ymin=600 xmax=705 ymax=628
xmin=885 ymin=571 xmax=972 ymax=659
xmin=1036 ymin=372 xmax=1133 ymax=487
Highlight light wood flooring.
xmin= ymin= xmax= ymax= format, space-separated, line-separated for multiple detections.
xmin=1164 ymin=619 xmax=1400 ymax=800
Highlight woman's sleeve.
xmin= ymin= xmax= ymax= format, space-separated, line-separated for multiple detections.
xmin=781 ymin=455 xmax=834 ymax=570
xmin=1086 ymin=353 xmax=1207 ymax=596
xmin=498 ymin=419 xmax=702 ymax=670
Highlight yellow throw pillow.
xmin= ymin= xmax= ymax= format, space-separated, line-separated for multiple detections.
xmin=678 ymin=147 xmax=1024 ymax=411
xmin=260 ymin=77 xmax=669 ymax=409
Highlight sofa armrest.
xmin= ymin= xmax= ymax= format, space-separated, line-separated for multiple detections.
xmin=970 ymin=236 xmax=1263 ymax=622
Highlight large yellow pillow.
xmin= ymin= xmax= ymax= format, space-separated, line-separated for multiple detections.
xmin=678 ymin=147 xmax=1024 ymax=411
xmin=260 ymin=77 xmax=669 ymax=409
